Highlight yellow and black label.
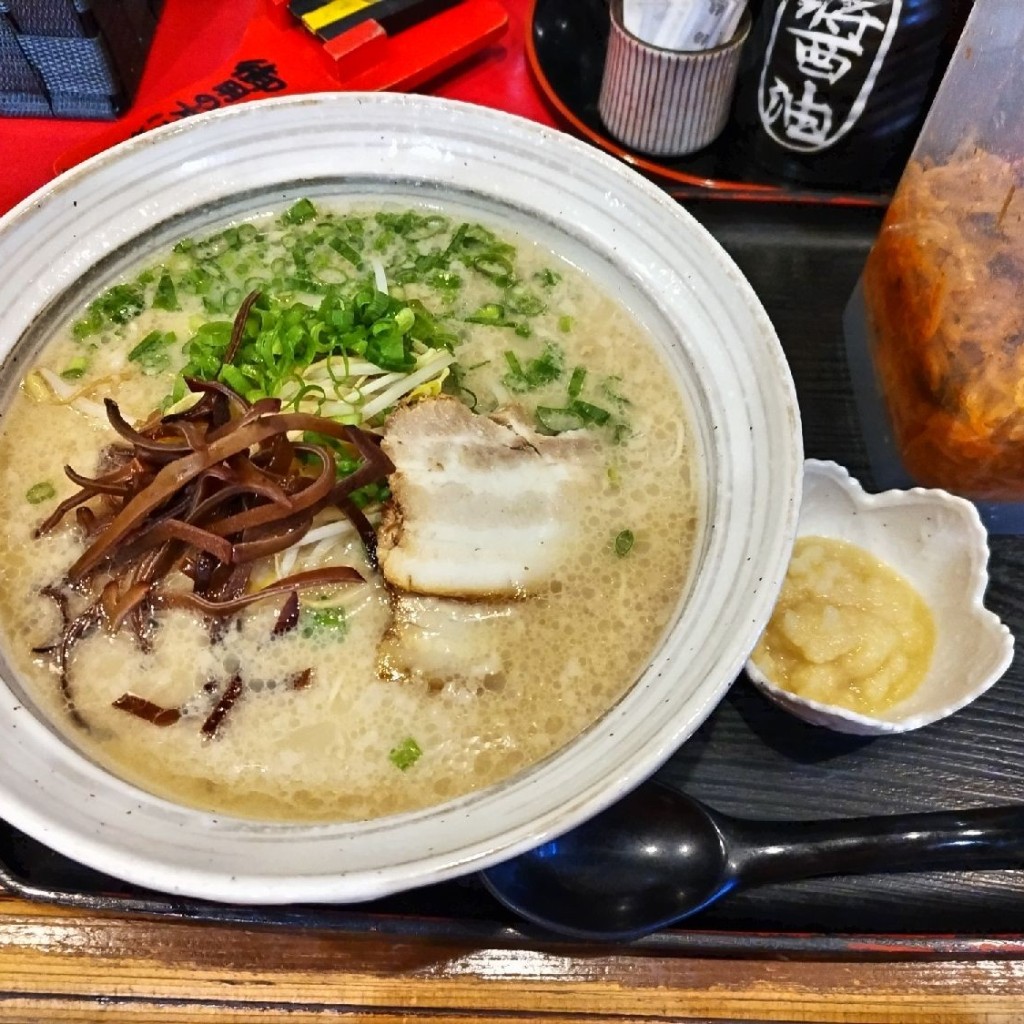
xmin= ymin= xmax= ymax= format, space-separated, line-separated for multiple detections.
xmin=299 ymin=0 xmax=374 ymax=32
xmin=289 ymin=0 xmax=460 ymax=41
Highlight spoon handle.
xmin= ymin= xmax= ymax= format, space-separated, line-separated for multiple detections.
xmin=724 ymin=805 xmax=1024 ymax=887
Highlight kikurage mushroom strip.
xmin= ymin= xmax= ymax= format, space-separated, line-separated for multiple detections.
xmin=34 ymin=360 xmax=394 ymax=713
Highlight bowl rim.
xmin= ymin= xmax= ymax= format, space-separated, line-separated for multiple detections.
xmin=0 ymin=91 xmax=803 ymax=902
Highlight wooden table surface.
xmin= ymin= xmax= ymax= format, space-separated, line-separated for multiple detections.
xmin=4 ymin=3 xmax=1024 ymax=1022
xmin=3 ymin=887 xmax=1024 ymax=1023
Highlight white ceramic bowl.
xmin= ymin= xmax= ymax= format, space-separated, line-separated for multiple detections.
xmin=0 ymin=93 xmax=801 ymax=902
xmin=746 ymin=460 xmax=1014 ymax=735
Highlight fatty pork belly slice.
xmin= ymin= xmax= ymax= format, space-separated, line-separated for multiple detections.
xmin=377 ymin=594 xmax=517 ymax=692
xmin=377 ymin=395 xmax=597 ymax=598
xmin=375 ymin=396 xmax=597 ymax=691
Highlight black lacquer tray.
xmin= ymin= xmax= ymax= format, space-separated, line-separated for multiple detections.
xmin=526 ymin=0 xmax=890 ymax=207
xmin=4 ymin=200 xmax=1024 ymax=959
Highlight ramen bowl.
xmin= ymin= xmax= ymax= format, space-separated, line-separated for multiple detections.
xmin=0 ymin=93 xmax=801 ymax=903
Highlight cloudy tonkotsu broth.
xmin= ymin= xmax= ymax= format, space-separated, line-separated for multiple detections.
xmin=0 ymin=200 xmax=698 ymax=822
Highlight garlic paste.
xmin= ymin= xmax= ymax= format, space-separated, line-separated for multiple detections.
xmin=751 ymin=536 xmax=936 ymax=716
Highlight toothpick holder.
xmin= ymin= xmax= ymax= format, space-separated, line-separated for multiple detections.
xmin=598 ymin=0 xmax=750 ymax=157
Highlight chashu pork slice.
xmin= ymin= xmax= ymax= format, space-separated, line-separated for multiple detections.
xmin=377 ymin=396 xmax=596 ymax=598
xmin=377 ymin=593 xmax=518 ymax=692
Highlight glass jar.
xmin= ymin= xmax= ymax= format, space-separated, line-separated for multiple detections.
xmin=860 ymin=0 xmax=1024 ymax=500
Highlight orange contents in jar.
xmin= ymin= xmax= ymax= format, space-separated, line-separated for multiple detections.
xmin=863 ymin=142 xmax=1024 ymax=499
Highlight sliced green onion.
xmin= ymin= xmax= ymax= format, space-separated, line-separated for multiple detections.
xmin=282 ymin=198 xmax=317 ymax=225
xmin=128 ymin=330 xmax=176 ymax=375
xmin=153 ymin=272 xmax=180 ymax=311
xmin=329 ymin=236 xmax=364 ymax=269
xmin=427 ymin=269 xmax=462 ymax=292
xmin=614 ymin=530 xmax=635 ymax=557
xmin=472 ymin=254 xmax=515 ymax=286
xmin=503 ymin=343 xmax=563 ymax=392
xmin=71 ymin=309 xmax=103 ymax=340
xmin=535 ymin=406 xmax=585 ymax=434
xmin=568 ymin=366 xmax=586 ymax=398
xmin=558 ymin=315 xmax=574 ymax=333
xmin=535 ymin=398 xmax=611 ymax=433
xmin=602 ymin=375 xmax=631 ymax=407
xmin=26 ymin=481 xmax=55 ymax=505
xmin=388 ymin=736 xmax=422 ymax=771
xmin=300 ymin=605 xmax=347 ymax=639
xmin=466 ymin=303 xmax=506 ymax=325
xmin=569 ymin=399 xmax=611 ymax=426
xmin=394 ymin=306 xmax=415 ymax=333
xmin=60 ymin=356 xmax=88 ymax=381
xmin=505 ymin=286 xmax=544 ymax=317
xmin=73 ymin=282 xmax=145 ymax=338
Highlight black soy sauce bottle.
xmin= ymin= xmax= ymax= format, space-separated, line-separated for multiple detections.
xmin=731 ymin=0 xmax=972 ymax=192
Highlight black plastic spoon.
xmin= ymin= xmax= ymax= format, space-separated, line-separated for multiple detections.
xmin=480 ymin=783 xmax=1024 ymax=941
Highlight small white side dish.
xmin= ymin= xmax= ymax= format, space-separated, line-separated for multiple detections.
xmin=746 ymin=460 xmax=1014 ymax=735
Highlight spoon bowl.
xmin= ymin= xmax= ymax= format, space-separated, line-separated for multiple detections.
xmin=481 ymin=783 xmax=1024 ymax=941
xmin=482 ymin=786 xmax=731 ymax=940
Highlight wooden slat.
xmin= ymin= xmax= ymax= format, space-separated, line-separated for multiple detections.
xmin=0 ymin=1006 xmax=724 ymax=1024
xmin=1 ymin=893 xmax=1024 ymax=1023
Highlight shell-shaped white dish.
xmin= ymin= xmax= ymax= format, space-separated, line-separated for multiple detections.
xmin=745 ymin=459 xmax=1014 ymax=735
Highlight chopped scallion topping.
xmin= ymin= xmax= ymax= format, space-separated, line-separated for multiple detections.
xmin=602 ymin=375 xmax=631 ymax=407
xmin=26 ymin=481 xmax=55 ymax=505
xmin=505 ymin=286 xmax=544 ymax=316
xmin=128 ymin=330 xmax=176 ymax=375
xmin=569 ymin=399 xmax=610 ymax=426
xmin=282 ymin=198 xmax=317 ymax=225
xmin=73 ymin=283 xmax=145 ymax=338
xmin=465 ymin=303 xmax=506 ymax=325
xmin=60 ymin=356 xmax=88 ymax=381
xmin=300 ymin=605 xmax=348 ymax=639
xmin=388 ymin=736 xmax=422 ymax=771
xmin=535 ymin=406 xmax=585 ymax=434
xmin=614 ymin=530 xmax=635 ymax=557
xmin=502 ymin=343 xmax=563 ymax=392
xmin=535 ymin=397 xmax=611 ymax=434
xmin=153 ymin=272 xmax=180 ymax=311
xmin=328 ymin=236 xmax=363 ymax=269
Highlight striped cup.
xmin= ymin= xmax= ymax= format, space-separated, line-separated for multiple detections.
xmin=599 ymin=0 xmax=750 ymax=157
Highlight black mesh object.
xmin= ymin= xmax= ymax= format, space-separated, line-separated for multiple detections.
xmin=49 ymin=90 xmax=116 ymax=118
xmin=0 ymin=0 xmax=162 ymax=119
xmin=0 ymin=13 xmax=49 ymax=116
xmin=18 ymin=34 xmax=119 ymax=94
xmin=3 ymin=0 xmax=88 ymax=37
